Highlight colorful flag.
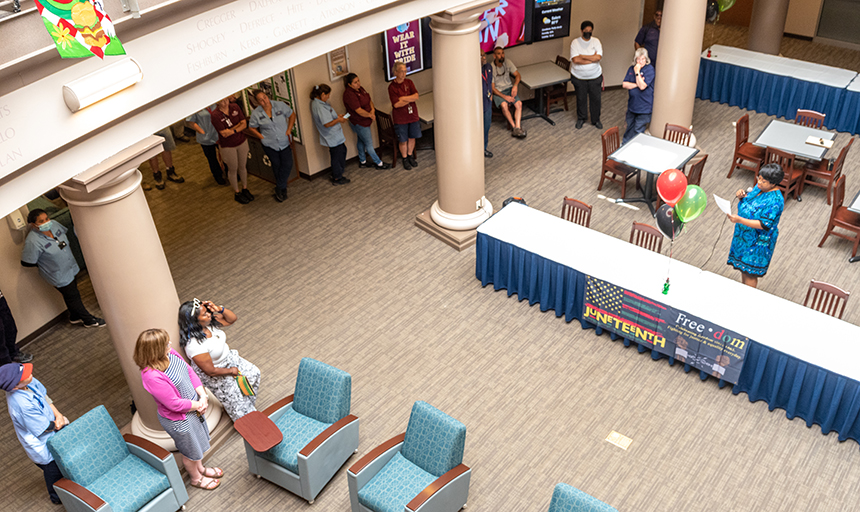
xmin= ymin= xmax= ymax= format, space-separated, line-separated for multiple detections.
xmin=35 ymin=0 xmax=125 ymax=59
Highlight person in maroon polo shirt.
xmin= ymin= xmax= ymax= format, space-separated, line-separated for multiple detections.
xmin=387 ymin=61 xmax=421 ymax=170
xmin=343 ymin=73 xmax=391 ymax=170
xmin=210 ymin=97 xmax=254 ymax=204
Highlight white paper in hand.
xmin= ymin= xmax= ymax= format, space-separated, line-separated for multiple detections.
xmin=714 ymin=194 xmax=732 ymax=215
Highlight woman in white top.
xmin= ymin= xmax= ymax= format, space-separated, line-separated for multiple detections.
xmin=178 ymin=298 xmax=260 ymax=421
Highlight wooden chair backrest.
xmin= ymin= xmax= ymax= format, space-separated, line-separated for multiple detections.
xmin=832 ymin=138 xmax=855 ymax=180
xmin=686 ymin=154 xmax=708 ymax=186
xmin=805 ymin=280 xmax=850 ymax=319
xmin=736 ymin=114 xmax=750 ymax=149
xmin=764 ymin=146 xmax=795 ymax=177
xmin=663 ymin=124 xmax=692 ymax=146
xmin=629 ymin=222 xmax=663 ymax=253
xmin=795 ymin=109 xmax=825 ymax=129
xmin=832 ymin=175 xmax=847 ymax=218
xmin=555 ymin=55 xmax=571 ymax=72
xmin=561 ymin=197 xmax=592 ymax=228
xmin=375 ymin=111 xmax=395 ymax=141
xmin=602 ymin=126 xmax=621 ymax=164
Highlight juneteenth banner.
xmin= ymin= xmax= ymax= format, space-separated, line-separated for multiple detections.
xmin=583 ymin=276 xmax=749 ymax=384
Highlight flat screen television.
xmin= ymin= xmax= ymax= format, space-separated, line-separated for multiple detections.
xmin=532 ymin=0 xmax=571 ymax=43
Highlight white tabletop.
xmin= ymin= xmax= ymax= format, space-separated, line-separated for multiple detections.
xmin=609 ymin=133 xmax=699 ymax=175
xmin=848 ymin=75 xmax=860 ymax=93
xmin=478 ymin=203 xmax=860 ymax=382
xmin=702 ymin=45 xmax=857 ymax=88
xmin=848 ymin=188 xmax=860 ymax=214
xmin=517 ymin=61 xmax=572 ymax=90
xmin=753 ymin=119 xmax=834 ymax=161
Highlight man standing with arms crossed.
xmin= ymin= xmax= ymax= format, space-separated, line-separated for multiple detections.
xmin=570 ymin=20 xmax=603 ymax=130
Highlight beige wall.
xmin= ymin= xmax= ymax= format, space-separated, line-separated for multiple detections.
xmin=0 ymin=224 xmax=66 ymax=343
xmin=563 ymin=0 xmax=643 ymax=87
xmin=785 ymin=0 xmax=823 ymax=38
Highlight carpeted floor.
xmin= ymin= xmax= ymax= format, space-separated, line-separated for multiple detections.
xmin=4 ymin=25 xmax=860 ymax=512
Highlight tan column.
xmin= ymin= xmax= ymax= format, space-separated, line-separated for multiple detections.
xmin=649 ymin=0 xmax=707 ymax=141
xmin=59 ymin=136 xmax=221 ymax=450
xmin=419 ymin=2 xmax=495 ymax=244
xmin=748 ymin=0 xmax=790 ymax=55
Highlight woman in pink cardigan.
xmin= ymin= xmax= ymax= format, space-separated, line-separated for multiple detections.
xmin=134 ymin=328 xmax=223 ymax=490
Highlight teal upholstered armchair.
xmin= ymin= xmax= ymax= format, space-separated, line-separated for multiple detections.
xmin=547 ymin=483 xmax=617 ymax=512
xmin=348 ymin=401 xmax=470 ymax=512
xmin=46 ymin=405 xmax=188 ymax=512
xmin=244 ymin=357 xmax=359 ymax=503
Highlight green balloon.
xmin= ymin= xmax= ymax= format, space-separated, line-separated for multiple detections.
xmin=718 ymin=0 xmax=736 ymax=12
xmin=675 ymin=185 xmax=707 ymax=223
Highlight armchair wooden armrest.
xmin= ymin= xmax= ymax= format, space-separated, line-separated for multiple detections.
xmin=54 ymin=478 xmax=106 ymax=510
xmin=300 ymin=414 xmax=359 ymax=456
xmin=406 ymin=464 xmax=471 ymax=511
xmin=124 ymin=433 xmax=170 ymax=459
xmin=262 ymin=394 xmax=294 ymax=416
xmin=348 ymin=433 xmax=405 ymax=474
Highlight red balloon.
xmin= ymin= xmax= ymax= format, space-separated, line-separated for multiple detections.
xmin=656 ymin=169 xmax=688 ymax=207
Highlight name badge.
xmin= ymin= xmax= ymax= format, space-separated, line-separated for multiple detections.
xmin=407 ymin=105 xmax=413 ymax=114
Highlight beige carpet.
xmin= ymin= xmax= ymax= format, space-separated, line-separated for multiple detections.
xmin=4 ymin=25 xmax=860 ymax=512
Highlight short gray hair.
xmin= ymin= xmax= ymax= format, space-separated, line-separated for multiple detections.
xmin=633 ymin=47 xmax=651 ymax=66
xmin=394 ymin=61 xmax=407 ymax=72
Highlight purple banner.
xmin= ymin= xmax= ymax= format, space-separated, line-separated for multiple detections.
xmin=384 ymin=20 xmax=424 ymax=81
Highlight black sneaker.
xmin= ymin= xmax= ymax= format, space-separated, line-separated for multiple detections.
xmin=214 ymin=176 xmax=227 ymax=186
xmin=575 ymin=120 xmax=584 ymax=129
xmin=69 ymin=318 xmax=84 ymax=325
xmin=274 ymin=188 xmax=287 ymax=202
xmin=374 ymin=162 xmax=391 ymax=169
xmin=165 ymin=167 xmax=185 ymax=183
xmin=408 ymin=154 xmax=418 ymax=167
xmin=235 ymin=192 xmax=250 ymax=204
xmin=402 ymin=158 xmax=413 ymax=170
xmin=50 ymin=496 xmax=62 ymax=505
xmin=339 ymin=177 xmax=351 ymax=184
xmin=484 ymin=150 xmax=493 ymax=158
xmin=153 ymin=171 xmax=165 ymax=189
xmin=84 ymin=318 xmax=106 ymax=328
xmin=594 ymin=121 xmax=603 ymax=130
xmin=358 ymin=161 xmax=370 ymax=168
xmin=242 ymin=189 xmax=254 ymax=201
xmin=12 ymin=351 xmax=33 ymax=363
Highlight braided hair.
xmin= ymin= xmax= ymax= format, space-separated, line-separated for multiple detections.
xmin=178 ymin=299 xmax=222 ymax=348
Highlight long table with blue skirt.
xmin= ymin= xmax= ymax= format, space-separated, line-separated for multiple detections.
xmin=696 ymin=45 xmax=859 ymax=134
xmin=476 ymin=203 xmax=860 ymax=445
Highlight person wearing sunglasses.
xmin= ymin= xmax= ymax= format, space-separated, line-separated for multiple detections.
xmin=20 ymin=209 xmax=105 ymax=328
xmin=178 ymin=298 xmax=260 ymax=421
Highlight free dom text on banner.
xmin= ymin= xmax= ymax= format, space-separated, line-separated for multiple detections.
xmin=582 ymin=276 xmax=749 ymax=384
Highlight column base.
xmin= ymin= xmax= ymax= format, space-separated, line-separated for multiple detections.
xmin=415 ymin=208 xmax=478 ymax=251
xmin=128 ymin=389 xmax=224 ymax=451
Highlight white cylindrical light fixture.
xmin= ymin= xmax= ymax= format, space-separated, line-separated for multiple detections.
xmin=63 ymin=57 xmax=143 ymax=112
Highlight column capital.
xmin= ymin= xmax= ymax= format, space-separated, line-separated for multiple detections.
xmin=431 ymin=0 xmax=497 ymax=26
xmin=58 ymin=135 xmax=163 ymax=204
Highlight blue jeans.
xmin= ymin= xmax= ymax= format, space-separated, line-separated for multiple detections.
xmin=349 ymin=124 xmax=382 ymax=165
xmin=483 ymin=107 xmax=492 ymax=150
xmin=623 ymin=111 xmax=651 ymax=145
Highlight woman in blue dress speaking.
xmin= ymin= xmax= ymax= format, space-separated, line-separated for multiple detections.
xmin=727 ymin=163 xmax=785 ymax=288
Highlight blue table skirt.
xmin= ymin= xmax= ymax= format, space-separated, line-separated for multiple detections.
xmin=696 ymin=58 xmax=855 ymax=134
xmin=476 ymin=231 xmax=860 ymax=445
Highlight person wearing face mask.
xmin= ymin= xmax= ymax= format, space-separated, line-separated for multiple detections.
xmin=20 ymin=209 xmax=105 ymax=328
xmin=569 ymin=20 xmax=603 ymax=130
xmin=178 ymin=298 xmax=260 ymax=421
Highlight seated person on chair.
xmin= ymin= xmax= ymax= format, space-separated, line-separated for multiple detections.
xmin=491 ymin=45 xmax=527 ymax=139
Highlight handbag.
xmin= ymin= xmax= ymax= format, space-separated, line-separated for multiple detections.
xmin=235 ymin=372 xmax=255 ymax=396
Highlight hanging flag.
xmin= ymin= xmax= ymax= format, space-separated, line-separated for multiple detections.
xmin=35 ymin=0 xmax=125 ymax=59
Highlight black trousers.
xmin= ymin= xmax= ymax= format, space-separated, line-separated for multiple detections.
xmin=0 ymin=296 xmax=19 ymax=364
xmin=570 ymin=74 xmax=602 ymax=124
xmin=328 ymin=143 xmax=347 ymax=180
xmin=200 ymin=144 xmax=223 ymax=182
xmin=36 ymin=460 xmax=62 ymax=502
xmin=263 ymin=145 xmax=293 ymax=191
xmin=56 ymin=276 xmax=95 ymax=323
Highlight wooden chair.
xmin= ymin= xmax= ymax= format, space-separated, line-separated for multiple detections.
xmin=629 ymin=222 xmax=663 ymax=253
xmin=801 ymin=138 xmax=854 ymax=205
xmin=818 ymin=175 xmax=860 ymax=258
xmin=545 ymin=55 xmax=570 ymax=117
xmin=686 ymin=154 xmax=708 ymax=186
xmin=727 ymin=114 xmax=765 ymax=178
xmin=663 ymin=124 xmax=692 ymax=146
xmin=804 ymin=280 xmax=850 ymax=319
xmin=561 ymin=197 xmax=592 ymax=228
xmin=375 ymin=111 xmax=398 ymax=166
xmin=598 ymin=126 xmax=639 ymax=199
xmin=763 ymin=147 xmax=802 ymax=201
xmin=795 ymin=109 xmax=826 ymax=129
